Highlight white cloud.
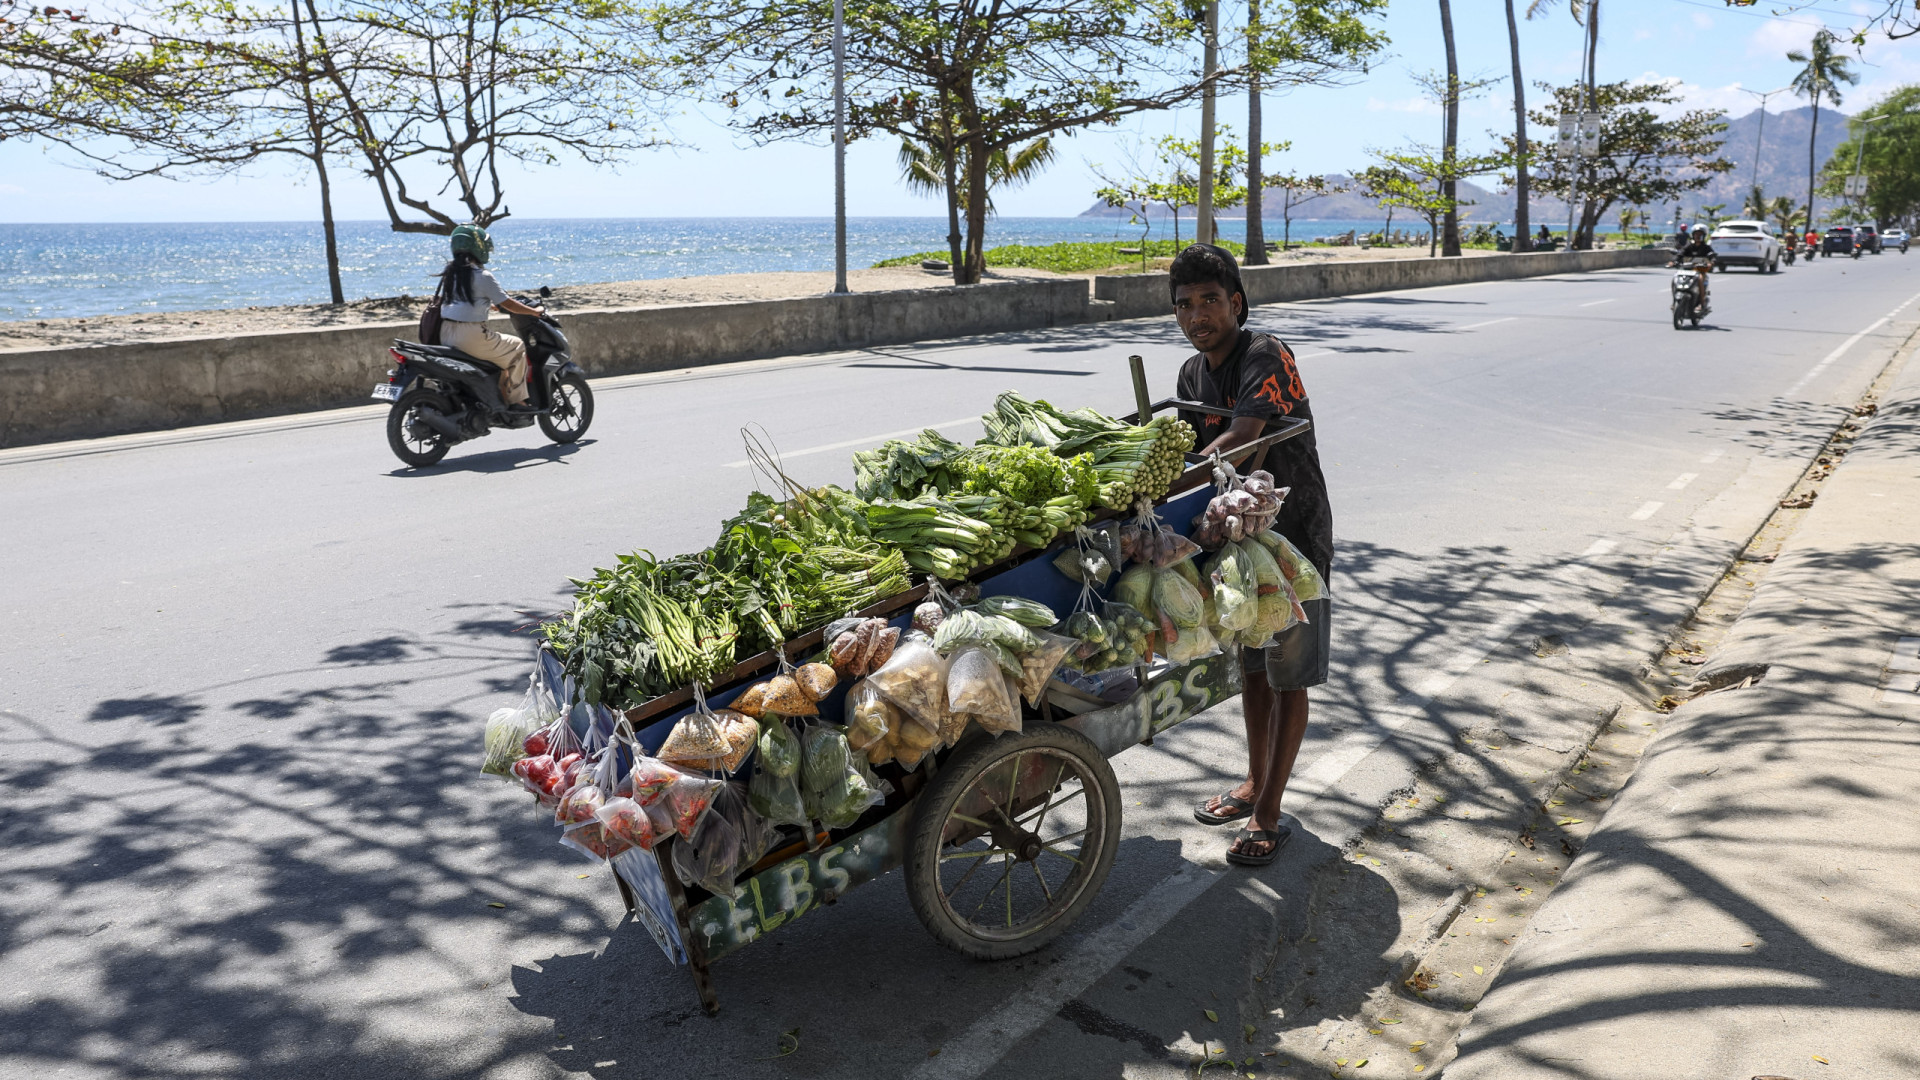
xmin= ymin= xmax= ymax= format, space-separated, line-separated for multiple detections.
xmin=1747 ymin=14 xmax=1827 ymax=59
xmin=1627 ymin=72 xmax=1754 ymax=117
xmin=1366 ymin=96 xmax=1441 ymax=115
xmin=1691 ymin=11 xmax=1715 ymax=29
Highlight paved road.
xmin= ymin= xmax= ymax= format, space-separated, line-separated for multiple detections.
xmin=4 ymin=253 xmax=1918 ymax=1080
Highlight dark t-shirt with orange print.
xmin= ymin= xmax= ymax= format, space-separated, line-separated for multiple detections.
xmin=1176 ymin=330 xmax=1334 ymax=579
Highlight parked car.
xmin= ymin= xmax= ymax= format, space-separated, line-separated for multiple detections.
xmin=1710 ymin=220 xmax=1783 ymax=272
xmin=1855 ymin=224 xmax=1882 ymax=254
xmin=1883 ymin=228 xmax=1910 ymax=253
xmin=1821 ymin=226 xmax=1855 ymax=256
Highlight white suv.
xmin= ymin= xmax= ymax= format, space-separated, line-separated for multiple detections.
xmin=1711 ymin=220 xmax=1783 ymax=273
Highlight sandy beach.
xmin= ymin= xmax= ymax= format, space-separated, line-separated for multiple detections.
xmin=1 ymin=244 xmax=1491 ymax=351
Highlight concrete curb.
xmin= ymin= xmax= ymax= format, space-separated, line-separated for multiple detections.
xmin=0 ymin=249 xmax=1668 ymax=449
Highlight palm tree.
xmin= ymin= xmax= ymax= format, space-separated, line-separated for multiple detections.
xmin=1504 ymin=0 xmax=1531 ymax=251
xmin=1742 ymin=184 xmax=1768 ymax=219
xmin=1438 ymin=0 xmax=1463 ymax=256
xmin=1766 ymin=195 xmax=1801 ymax=236
xmin=1788 ymin=30 xmax=1858 ymax=237
xmin=1245 ymin=0 xmax=1268 ymax=265
xmin=898 ymin=134 xmax=1057 ymax=261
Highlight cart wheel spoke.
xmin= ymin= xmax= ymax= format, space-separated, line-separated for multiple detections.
xmin=945 ymin=845 xmax=993 ymax=896
xmin=1015 ymin=777 xmax=1079 ymax=831
xmin=1029 ymin=860 xmax=1053 ymax=902
xmin=950 ymin=812 xmax=995 ymax=830
xmin=972 ymin=854 xmax=1015 ymax=917
xmin=941 ymin=847 xmax=1013 ymax=861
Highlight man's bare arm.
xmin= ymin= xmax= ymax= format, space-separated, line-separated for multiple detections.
xmin=1198 ymin=415 xmax=1268 ymax=468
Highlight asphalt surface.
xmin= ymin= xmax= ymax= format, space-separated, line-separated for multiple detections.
xmin=4 ymin=251 xmax=1918 ymax=1080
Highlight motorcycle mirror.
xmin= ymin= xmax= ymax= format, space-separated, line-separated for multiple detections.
xmin=539 ymin=285 xmax=552 ymax=298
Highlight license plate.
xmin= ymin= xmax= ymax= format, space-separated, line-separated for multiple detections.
xmin=371 ymin=384 xmax=402 ymax=402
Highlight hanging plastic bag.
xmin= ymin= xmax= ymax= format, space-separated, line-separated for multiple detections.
xmin=1017 ymin=629 xmax=1076 ymax=707
xmin=843 ymin=680 xmax=895 ymax=753
xmin=1206 ymin=545 xmax=1260 ymax=634
xmin=1251 ymin=529 xmax=1327 ymax=603
xmin=947 ymin=646 xmax=1018 ymax=734
xmin=480 ymin=667 xmax=560 ymax=777
xmin=1121 ymin=503 xmax=1203 ymax=567
xmin=597 ymin=796 xmax=667 ymax=850
xmin=977 ymin=595 xmax=1058 ymax=629
xmin=510 ymin=709 xmax=584 ymax=807
xmin=656 ymin=683 xmax=759 ymax=774
xmin=630 ymin=755 xmax=721 ymax=839
xmin=866 ymin=631 xmax=954 ymax=735
xmin=748 ymin=766 xmax=809 ymax=828
xmin=756 ymin=716 xmax=801 ymax=778
xmin=560 ymin=819 xmax=631 ymax=861
xmin=671 ymin=781 xmax=749 ymax=898
xmin=800 ymin=723 xmax=852 ymax=794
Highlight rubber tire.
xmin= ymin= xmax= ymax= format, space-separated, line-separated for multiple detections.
xmin=1673 ymin=300 xmax=1689 ymax=330
xmin=905 ymin=722 xmax=1122 ymax=961
xmin=538 ymin=373 xmax=594 ymax=444
xmin=387 ymin=388 xmax=453 ymax=467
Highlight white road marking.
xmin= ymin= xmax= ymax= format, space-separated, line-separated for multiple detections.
xmin=1295 ymin=351 xmax=1334 ymax=361
xmin=1630 ymin=501 xmax=1664 ymax=520
xmin=1667 ymin=473 xmax=1699 ymax=491
xmin=1408 ymin=600 xmax=1545 ymax=703
xmin=1457 ymin=317 xmax=1518 ymax=331
xmin=1581 ymin=539 xmax=1618 ymax=557
xmin=1782 ymin=287 xmax=1920 ymax=397
xmin=1579 ymin=298 xmax=1616 ymax=307
xmin=1700 ymin=448 xmax=1725 ymax=464
xmin=908 ymin=860 xmax=1224 ymax=1080
xmin=721 ymin=417 xmax=981 ymax=468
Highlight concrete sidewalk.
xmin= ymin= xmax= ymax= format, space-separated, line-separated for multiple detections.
xmin=1445 ymin=353 xmax=1920 ymax=1078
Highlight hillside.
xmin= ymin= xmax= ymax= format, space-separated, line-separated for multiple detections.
xmin=1078 ymin=104 xmax=1858 ymax=231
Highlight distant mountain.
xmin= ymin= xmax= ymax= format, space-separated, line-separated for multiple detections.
xmin=1078 ymin=104 xmax=1857 ymax=233
xmin=1683 ymin=104 xmax=1853 ymax=221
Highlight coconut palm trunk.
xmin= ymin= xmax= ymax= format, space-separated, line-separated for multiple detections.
xmin=1244 ymin=0 xmax=1268 ymax=265
xmin=1438 ymin=0 xmax=1462 ymax=257
xmin=1504 ymin=0 xmax=1531 ymax=252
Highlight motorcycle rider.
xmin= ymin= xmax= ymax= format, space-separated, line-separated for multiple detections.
xmin=1806 ymin=227 xmax=1822 ymax=258
xmin=1673 ymin=225 xmax=1716 ymax=310
xmin=435 ymin=224 xmax=545 ymax=412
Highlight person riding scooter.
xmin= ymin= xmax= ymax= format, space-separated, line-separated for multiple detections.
xmin=1672 ymin=225 xmax=1715 ymax=310
xmin=435 ymin=224 xmax=546 ymax=412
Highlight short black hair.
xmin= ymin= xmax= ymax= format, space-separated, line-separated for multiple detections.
xmin=1168 ymin=243 xmax=1248 ymax=326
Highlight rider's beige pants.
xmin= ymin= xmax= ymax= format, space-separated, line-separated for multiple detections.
xmin=440 ymin=319 xmax=529 ymax=405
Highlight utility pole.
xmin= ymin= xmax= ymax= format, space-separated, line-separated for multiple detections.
xmin=1196 ymin=0 xmax=1219 ymax=246
xmin=832 ymin=0 xmax=848 ymax=294
xmin=1737 ymin=85 xmax=1791 ymax=193
xmin=1848 ymin=112 xmax=1891 ymax=219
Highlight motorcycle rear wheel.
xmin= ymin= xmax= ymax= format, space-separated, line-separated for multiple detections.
xmin=388 ymin=388 xmax=453 ymax=467
xmin=538 ymin=373 xmax=594 ymax=444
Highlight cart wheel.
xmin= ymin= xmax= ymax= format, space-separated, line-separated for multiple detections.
xmin=905 ymin=722 xmax=1121 ymax=961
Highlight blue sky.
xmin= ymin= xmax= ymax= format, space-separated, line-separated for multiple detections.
xmin=2 ymin=0 xmax=1913 ymax=223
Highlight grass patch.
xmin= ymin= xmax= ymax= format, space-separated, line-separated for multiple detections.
xmin=874 ymin=238 xmax=1245 ymax=274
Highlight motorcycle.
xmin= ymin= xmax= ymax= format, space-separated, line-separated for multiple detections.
xmin=1852 ymin=238 xmax=1864 ymax=260
xmin=1670 ymin=257 xmax=1711 ymax=330
xmin=373 ymin=290 xmax=594 ymax=467
xmin=1783 ymin=243 xmax=1798 ymax=266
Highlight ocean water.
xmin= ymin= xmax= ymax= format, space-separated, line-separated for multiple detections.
xmin=0 ymin=215 xmax=1409 ymax=321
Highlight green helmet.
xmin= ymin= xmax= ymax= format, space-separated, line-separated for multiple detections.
xmin=450 ymin=223 xmax=493 ymax=264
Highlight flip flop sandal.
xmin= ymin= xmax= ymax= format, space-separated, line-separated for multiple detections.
xmin=1194 ymin=793 xmax=1254 ymax=826
xmin=1226 ymin=826 xmax=1292 ymax=867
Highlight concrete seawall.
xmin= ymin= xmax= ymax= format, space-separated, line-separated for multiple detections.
xmin=0 ymin=249 xmax=1667 ymax=448
xmin=1090 ymin=247 xmax=1668 ymax=319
